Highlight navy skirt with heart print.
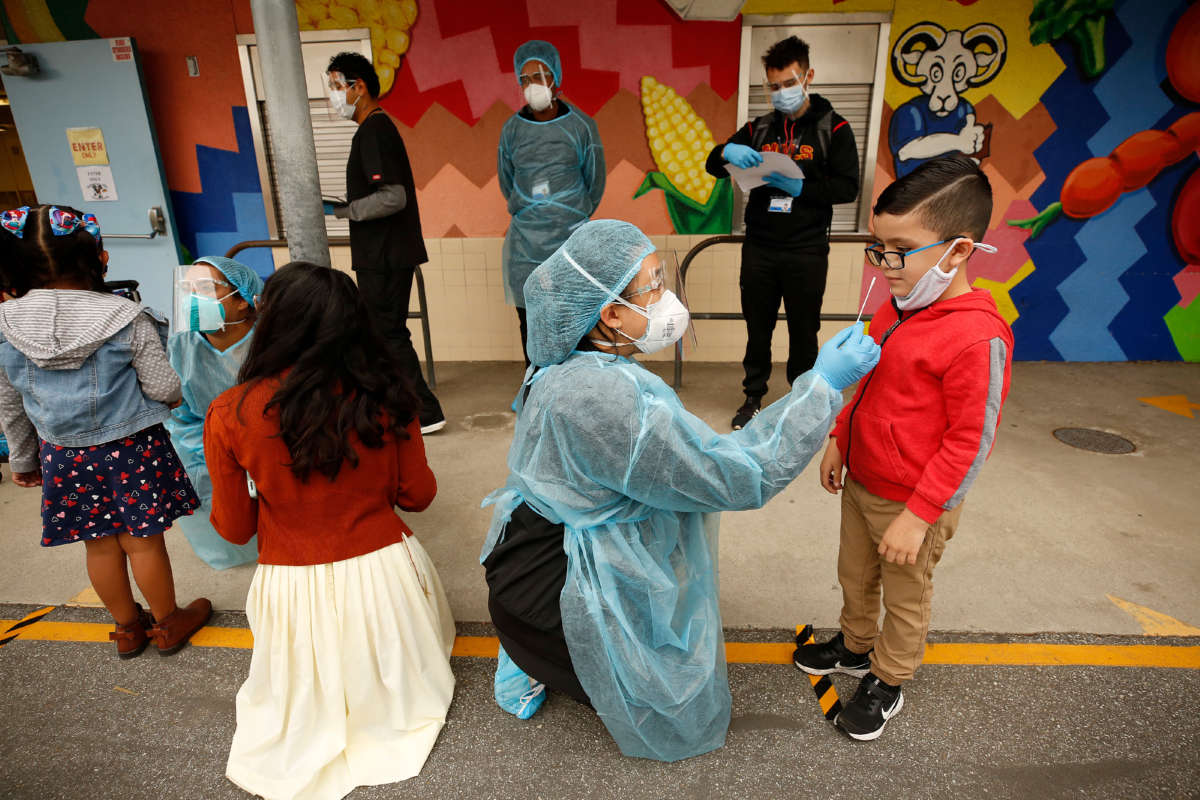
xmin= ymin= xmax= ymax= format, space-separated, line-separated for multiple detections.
xmin=38 ymin=424 xmax=199 ymax=547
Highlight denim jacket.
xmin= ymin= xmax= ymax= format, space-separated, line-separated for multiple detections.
xmin=0 ymin=290 xmax=180 ymax=472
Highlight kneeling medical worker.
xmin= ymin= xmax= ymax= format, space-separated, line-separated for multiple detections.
xmin=166 ymin=257 xmax=263 ymax=569
xmin=479 ymin=219 xmax=880 ymax=761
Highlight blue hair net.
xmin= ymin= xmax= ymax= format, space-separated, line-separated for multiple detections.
xmin=513 ymin=40 xmax=562 ymax=86
xmin=194 ymin=256 xmax=263 ymax=308
xmin=523 ymin=220 xmax=655 ymax=367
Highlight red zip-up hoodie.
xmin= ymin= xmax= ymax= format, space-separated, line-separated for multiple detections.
xmin=832 ymin=288 xmax=1013 ymax=523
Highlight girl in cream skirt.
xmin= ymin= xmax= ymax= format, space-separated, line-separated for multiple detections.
xmin=225 ymin=538 xmax=455 ymax=799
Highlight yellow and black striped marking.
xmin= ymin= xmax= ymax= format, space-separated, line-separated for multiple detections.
xmin=795 ymin=624 xmax=842 ymax=721
xmin=0 ymin=606 xmax=55 ymax=649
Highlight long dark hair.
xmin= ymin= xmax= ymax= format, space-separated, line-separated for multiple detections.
xmin=237 ymin=261 xmax=420 ymax=482
xmin=0 ymin=203 xmax=106 ymax=296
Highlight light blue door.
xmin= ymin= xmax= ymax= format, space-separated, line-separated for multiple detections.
xmin=3 ymin=38 xmax=182 ymax=314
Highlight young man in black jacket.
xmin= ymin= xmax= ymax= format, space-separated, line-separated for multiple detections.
xmin=706 ymin=36 xmax=860 ymax=429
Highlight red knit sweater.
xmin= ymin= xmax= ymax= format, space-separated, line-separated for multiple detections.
xmin=832 ymin=289 xmax=1013 ymax=523
xmin=203 ymin=378 xmax=436 ymax=566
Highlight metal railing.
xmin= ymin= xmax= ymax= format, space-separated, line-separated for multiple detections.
xmin=224 ymin=237 xmax=436 ymax=389
xmin=672 ymin=233 xmax=875 ymax=389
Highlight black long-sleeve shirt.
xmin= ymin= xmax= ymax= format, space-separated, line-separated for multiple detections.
xmin=706 ymin=94 xmax=859 ymax=252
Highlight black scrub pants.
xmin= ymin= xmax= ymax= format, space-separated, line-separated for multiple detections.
xmin=739 ymin=239 xmax=830 ymax=400
xmin=483 ymin=503 xmax=590 ymax=705
xmin=515 ymin=306 xmax=531 ymax=367
xmin=354 ymin=265 xmax=443 ymax=422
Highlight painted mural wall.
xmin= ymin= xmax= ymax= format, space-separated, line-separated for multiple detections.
xmin=1 ymin=0 xmax=1196 ymax=361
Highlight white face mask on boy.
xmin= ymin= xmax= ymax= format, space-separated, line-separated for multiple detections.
xmin=895 ymin=239 xmax=997 ymax=311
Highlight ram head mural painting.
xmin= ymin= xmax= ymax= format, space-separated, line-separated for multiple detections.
xmin=888 ymin=21 xmax=1007 ymax=179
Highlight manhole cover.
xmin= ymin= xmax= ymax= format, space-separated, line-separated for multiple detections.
xmin=1052 ymin=427 xmax=1135 ymax=454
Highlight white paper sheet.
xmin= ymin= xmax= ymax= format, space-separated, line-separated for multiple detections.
xmin=723 ymin=151 xmax=805 ymax=193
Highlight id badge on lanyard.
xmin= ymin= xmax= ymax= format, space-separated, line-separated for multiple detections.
xmin=768 ymin=196 xmax=793 ymax=213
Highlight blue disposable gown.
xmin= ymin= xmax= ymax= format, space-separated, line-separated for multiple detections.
xmin=498 ymin=103 xmax=606 ymax=307
xmin=481 ymin=352 xmax=841 ymax=761
xmin=165 ymin=330 xmax=257 ymax=569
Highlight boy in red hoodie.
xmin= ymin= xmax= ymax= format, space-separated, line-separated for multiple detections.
xmin=794 ymin=156 xmax=1012 ymax=740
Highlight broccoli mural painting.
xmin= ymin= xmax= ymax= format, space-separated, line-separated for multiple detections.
xmin=887 ymin=22 xmax=1007 ymax=178
xmin=1029 ymin=0 xmax=1115 ymax=80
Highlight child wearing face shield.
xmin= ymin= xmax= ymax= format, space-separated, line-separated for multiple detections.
xmin=795 ymin=156 xmax=1013 ymax=742
xmin=479 ymin=220 xmax=880 ymax=761
xmin=498 ymin=40 xmax=606 ymax=365
xmin=166 ymin=257 xmax=263 ymax=569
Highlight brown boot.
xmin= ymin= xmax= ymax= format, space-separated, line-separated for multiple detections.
xmin=109 ymin=603 xmax=154 ymax=659
xmin=147 ymin=598 xmax=212 ymax=656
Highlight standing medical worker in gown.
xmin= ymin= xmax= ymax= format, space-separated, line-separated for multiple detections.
xmin=166 ymin=257 xmax=262 ymax=569
xmin=479 ymin=220 xmax=880 ymax=761
xmin=498 ymin=40 xmax=605 ymax=364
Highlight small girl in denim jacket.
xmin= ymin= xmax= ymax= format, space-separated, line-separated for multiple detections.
xmin=0 ymin=204 xmax=211 ymax=657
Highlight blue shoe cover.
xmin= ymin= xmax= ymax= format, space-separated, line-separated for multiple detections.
xmin=494 ymin=644 xmax=546 ymax=719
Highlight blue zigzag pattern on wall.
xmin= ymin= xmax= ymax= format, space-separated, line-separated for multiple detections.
xmin=170 ymin=106 xmax=272 ymax=278
xmin=1112 ymin=144 xmax=1196 ymax=360
xmin=1086 ymin=0 xmax=1177 ymax=156
xmin=1011 ymin=9 xmax=1132 ymax=361
xmin=1050 ymin=190 xmax=1153 ymax=360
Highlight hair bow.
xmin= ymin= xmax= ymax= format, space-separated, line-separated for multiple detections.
xmin=49 ymin=206 xmax=102 ymax=242
xmin=1 ymin=206 xmax=30 ymax=238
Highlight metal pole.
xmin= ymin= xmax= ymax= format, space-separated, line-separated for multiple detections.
xmin=249 ymin=0 xmax=330 ymax=266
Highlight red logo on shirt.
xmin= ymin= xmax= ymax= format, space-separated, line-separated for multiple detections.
xmin=797 ymin=145 xmax=814 ymax=160
xmin=371 ymin=173 xmax=382 ymax=181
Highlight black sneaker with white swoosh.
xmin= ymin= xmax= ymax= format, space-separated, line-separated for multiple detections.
xmin=835 ymin=672 xmax=904 ymax=741
xmin=793 ymin=631 xmax=872 ymax=677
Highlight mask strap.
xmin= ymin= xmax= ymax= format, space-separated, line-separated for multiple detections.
xmin=933 ymin=239 xmax=999 ymax=275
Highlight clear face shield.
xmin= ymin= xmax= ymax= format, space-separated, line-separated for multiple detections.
xmin=326 ymin=71 xmax=359 ymax=122
xmin=519 ymin=65 xmax=555 ymax=112
xmin=174 ymin=264 xmax=242 ymax=334
xmin=604 ymin=250 xmax=697 ymax=356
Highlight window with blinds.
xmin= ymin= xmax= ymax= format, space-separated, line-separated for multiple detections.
xmin=236 ymin=29 xmax=372 ymax=240
xmin=737 ymin=18 xmax=890 ymax=234
xmin=743 ymin=83 xmax=874 ymax=232
xmin=258 ymin=99 xmax=357 ymax=237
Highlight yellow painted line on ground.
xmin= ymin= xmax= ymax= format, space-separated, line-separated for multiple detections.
xmin=1 ymin=621 xmax=1197 ymax=669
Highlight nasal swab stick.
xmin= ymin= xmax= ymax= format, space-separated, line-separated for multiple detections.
xmin=856 ymin=275 xmax=877 ymax=324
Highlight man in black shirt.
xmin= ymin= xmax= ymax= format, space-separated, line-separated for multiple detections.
xmin=325 ymin=52 xmax=444 ymax=433
xmin=706 ymin=36 xmax=859 ymax=430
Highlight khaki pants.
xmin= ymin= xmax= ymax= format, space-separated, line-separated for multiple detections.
xmin=837 ymin=479 xmax=963 ymax=685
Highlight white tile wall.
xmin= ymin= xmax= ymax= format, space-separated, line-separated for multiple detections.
xmin=269 ymin=237 xmax=869 ymax=363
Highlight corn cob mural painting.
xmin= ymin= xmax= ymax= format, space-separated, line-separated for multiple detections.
xmin=295 ymin=0 xmax=419 ymax=97
xmin=636 ymin=76 xmax=733 ymax=235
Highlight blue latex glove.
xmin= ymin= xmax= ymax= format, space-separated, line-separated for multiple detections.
xmin=763 ymin=171 xmax=804 ymax=197
xmin=813 ymin=322 xmax=881 ymax=391
xmin=322 ymin=201 xmax=337 ymax=215
xmin=723 ymin=143 xmax=763 ymax=169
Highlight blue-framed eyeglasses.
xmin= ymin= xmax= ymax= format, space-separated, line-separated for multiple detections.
xmin=864 ymin=239 xmax=948 ymax=271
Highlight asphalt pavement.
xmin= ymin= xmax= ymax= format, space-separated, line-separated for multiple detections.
xmin=0 ymin=606 xmax=1196 ymax=800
